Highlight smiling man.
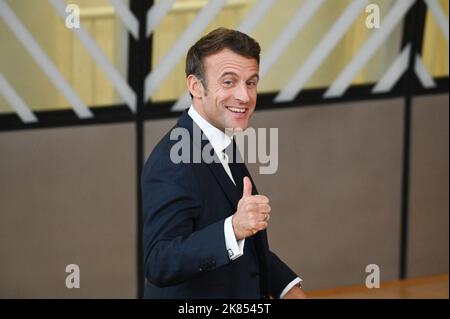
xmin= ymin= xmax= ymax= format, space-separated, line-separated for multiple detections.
xmin=141 ymin=28 xmax=305 ymax=299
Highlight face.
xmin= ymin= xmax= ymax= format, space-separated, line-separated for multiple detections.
xmin=189 ymin=49 xmax=259 ymax=132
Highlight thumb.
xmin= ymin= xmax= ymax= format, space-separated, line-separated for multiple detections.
xmin=242 ymin=176 xmax=252 ymax=197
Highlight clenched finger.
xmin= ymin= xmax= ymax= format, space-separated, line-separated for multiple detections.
xmin=257 ymin=203 xmax=271 ymax=214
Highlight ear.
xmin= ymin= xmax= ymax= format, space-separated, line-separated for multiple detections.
xmin=187 ymin=74 xmax=204 ymax=99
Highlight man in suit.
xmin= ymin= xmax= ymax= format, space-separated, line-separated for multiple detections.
xmin=141 ymin=27 xmax=305 ymax=299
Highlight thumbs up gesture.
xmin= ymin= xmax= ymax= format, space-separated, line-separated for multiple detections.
xmin=232 ymin=177 xmax=271 ymax=240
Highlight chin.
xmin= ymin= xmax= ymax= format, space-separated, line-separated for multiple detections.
xmin=228 ymin=120 xmax=249 ymax=131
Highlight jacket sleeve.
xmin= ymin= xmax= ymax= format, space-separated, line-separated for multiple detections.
xmin=141 ymin=156 xmax=230 ymax=288
xmin=267 ymin=250 xmax=299 ymax=298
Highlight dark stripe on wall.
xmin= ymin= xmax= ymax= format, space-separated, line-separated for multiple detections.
xmin=128 ymin=0 xmax=153 ymax=299
xmin=399 ymin=0 xmax=428 ymax=280
xmin=1 ymin=77 xmax=448 ymax=132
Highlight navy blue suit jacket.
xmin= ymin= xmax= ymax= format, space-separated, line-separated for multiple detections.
xmin=141 ymin=111 xmax=297 ymax=298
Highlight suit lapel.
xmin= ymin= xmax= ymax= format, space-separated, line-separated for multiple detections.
xmin=206 ymin=157 xmax=242 ymax=211
xmin=177 ymin=111 xmax=242 ymax=210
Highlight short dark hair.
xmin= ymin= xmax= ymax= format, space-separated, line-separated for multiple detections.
xmin=185 ymin=27 xmax=261 ymax=90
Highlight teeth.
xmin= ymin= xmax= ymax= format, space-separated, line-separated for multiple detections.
xmin=227 ymin=107 xmax=246 ymax=113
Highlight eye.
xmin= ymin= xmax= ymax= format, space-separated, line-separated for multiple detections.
xmin=222 ymin=79 xmax=235 ymax=87
xmin=247 ymin=80 xmax=258 ymax=87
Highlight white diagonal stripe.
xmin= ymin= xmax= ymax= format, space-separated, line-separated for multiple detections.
xmin=275 ymin=0 xmax=367 ymax=102
xmin=372 ymin=44 xmax=410 ymax=93
xmin=415 ymin=54 xmax=437 ymax=88
xmin=424 ymin=0 xmax=449 ymax=42
xmin=170 ymin=0 xmax=277 ymax=112
xmin=0 ymin=0 xmax=93 ymax=118
xmin=260 ymin=0 xmax=325 ymax=78
xmin=171 ymin=91 xmax=191 ymax=112
xmin=146 ymin=0 xmax=176 ymax=37
xmin=108 ymin=0 xmax=139 ymax=39
xmin=145 ymin=0 xmax=226 ymax=101
xmin=49 ymin=0 xmax=136 ymax=112
xmin=324 ymin=0 xmax=416 ymax=98
xmin=237 ymin=0 xmax=276 ymax=34
xmin=0 ymin=74 xmax=38 ymax=123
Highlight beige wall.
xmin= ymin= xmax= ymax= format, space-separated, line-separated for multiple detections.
xmin=0 ymin=95 xmax=448 ymax=297
xmin=246 ymin=100 xmax=404 ymax=290
xmin=0 ymin=123 xmax=136 ymax=298
xmin=408 ymin=94 xmax=449 ymax=277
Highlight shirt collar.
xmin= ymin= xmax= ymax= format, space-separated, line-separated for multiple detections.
xmin=188 ymin=105 xmax=232 ymax=153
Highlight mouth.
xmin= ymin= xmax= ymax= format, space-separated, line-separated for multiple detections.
xmin=226 ymin=106 xmax=248 ymax=116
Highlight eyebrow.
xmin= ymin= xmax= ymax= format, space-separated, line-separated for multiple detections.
xmin=219 ymin=72 xmax=259 ymax=80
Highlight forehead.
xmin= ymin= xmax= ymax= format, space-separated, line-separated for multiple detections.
xmin=203 ymin=49 xmax=259 ymax=76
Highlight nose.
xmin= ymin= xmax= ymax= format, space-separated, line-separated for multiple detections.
xmin=234 ymin=81 xmax=250 ymax=104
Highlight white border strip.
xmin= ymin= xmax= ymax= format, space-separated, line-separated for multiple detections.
xmin=49 ymin=0 xmax=137 ymax=112
xmin=108 ymin=0 xmax=139 ymax=40
xmin=171 ymin=0 xmax=277 ymax=112
xmin=0 ymin=0 xmax=93 ymax=118
xmin=145 ymin=0 xmax=226 ymax=101
xmin=324 ymin=0 xmax=416 ymax=98
xmin=260 ymin=0 xmax=325 ymax=78
xmin=415 ymin=54 xmax=437 ymax=88
xmin=372 ymin=44 xmax=410 ymax=93
xmin=146 ymin=0 xmax=176 ymax=37
xmin=0 ymin=74 xmax=38 ymax=123
xmin=424 ymin=0 xmax=449 ymax=43
xmin=275 ymin=0 xmax=367 ymax=102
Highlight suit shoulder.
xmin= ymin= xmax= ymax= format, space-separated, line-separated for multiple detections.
xmin=142 ymin=124 xmax=196 ymax=180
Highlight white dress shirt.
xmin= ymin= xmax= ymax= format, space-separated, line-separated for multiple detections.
xmin=188 ymin=105 xmax=302 ymax=298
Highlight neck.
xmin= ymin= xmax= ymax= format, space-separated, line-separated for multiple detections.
xmin=191 ymin=101 xmax=226 ymax=133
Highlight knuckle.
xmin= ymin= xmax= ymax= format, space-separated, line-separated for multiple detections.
xmin=255 ymin=196 xmax=269 ymax=204
xmin=258 ymin=204 xmax=270 ymax=213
